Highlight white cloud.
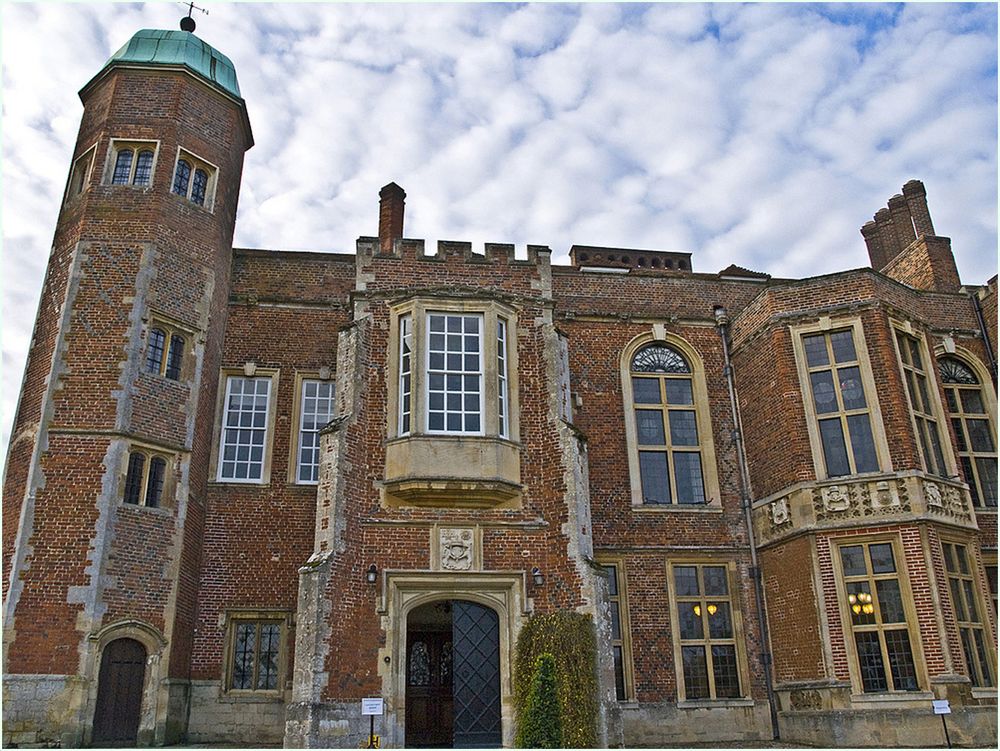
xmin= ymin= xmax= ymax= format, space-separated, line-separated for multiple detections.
xmin=1 ymin=2 xmax=996 ymax=467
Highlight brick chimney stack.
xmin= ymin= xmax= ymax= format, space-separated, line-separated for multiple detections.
xmin=379 ymin=182 xmax=406 ymax=253
xmin=861 ymin=180 xmax=959 ymax=293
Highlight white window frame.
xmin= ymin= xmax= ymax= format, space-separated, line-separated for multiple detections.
xmin=217 ymin=374 xmax=273 ymax=484
xmin=425 ymin=312 xmax=485 ymax=436
xmin=295 ymin=377 xmax=335 ymax=485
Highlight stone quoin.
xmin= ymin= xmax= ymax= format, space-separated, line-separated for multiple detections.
xmin=2 ymin=22 xmax=997 ymax=750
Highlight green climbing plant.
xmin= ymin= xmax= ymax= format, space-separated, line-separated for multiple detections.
xmin=516 ymin=653 xmax=563 ymax=748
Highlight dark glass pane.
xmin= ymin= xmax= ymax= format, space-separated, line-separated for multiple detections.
xmin=907 ymin=338 xmax=923 ymax=370
xmin=953 ymin=419 xmax=968 ymax=452
xmin=711 ymin=645 xmax=741 ymax=698
xmin=960 ymin=629 xmax=978 ymax=686
xmin=972 ymin=630 xmax=993 ymax=687
xmin=145 ymin=457 xmax=166 ymax=508
xmin=946 ymin=389 xmax=959 ymax=413
xmin=927 ymin=422 xmax=947 ymax=476
xmin=838 ymin=366 xmax=866 ymax=410
xmin=639 ymin=451 xmax=671 ymax=504
xmin=962 ymin=580 xmax=979 ymax=621
xmin=165 ymin=335 xmax=184 ymax=380
xmin=854 ymin=631 xmax=887 ymax=692
xmin=636 ymin=410 xmax=666 ymax=445
xmin=915 ymin=375 xmax=931 ymax=413
xmin=942 ymin=543 xmax=957 ymax=574
xmin=664 ymin=379 xmax=694 ymax=405
xmin=702 ymin=566 xmax=728 ymax=596
xmin=133 ymin=150 xmax=154 ymax=185
xmin=603 ymin=566 xmax=618 ymax=596
xmin=707 ymin=602 xmax=732 ymax=639
xmin=810 ymin=370 xmax=838 ymax=414
xmin=977 ymin=457 xmax=998 ymax=506
xmin=446 ymin=316 xmax=462 ymax=333
xmin=632 ymin=344 xmax=690 ymax=374
xmin=610 ymin=604 xmax=621 ymax=640
xmin=673 ymin=566 xmax=699 ymax=596
xmin=172 ymin=159 xmax=191 ymax=195
xmin=112 ymin=149 xmax=133 ymax=184
xmin=632 ymin=378 xmax=661 ymax=404
xmin=840 ymin=546 xmax=866 ymax=577
xmin=232 ymin=623 xmax=255 ymax=690
xmin=847 ymin=414 xmax=879 ymax=473
xmin=124 ymin=452 xmax=145 ymax=504
xmin=257 ymin=623 xmax=280 ymax=690
xmin=830 ymin=330 xmax=858 ymax=363
xmin=682 ymin=646 xmax=709 ymax=699
xmin=895 ymin=332 xmax=909 ymax=364
xmin=678 ymin=602 xmax=703 ymax=639
xmin=960 ymin=457 xmax=981 ymax=506
xmin=960 ymin=389 xmax=985 ymax=413
xmin=145 ymin=328 xmax=166 ymax=374
xmin=803 ymin=334 xmax=829 ymax=367
xmin=409 ymin=641 xmax=430 ymax=686
xmin=668 ymin=411 xmax=698 ymax=446
xmin=819 ymin=419 xmax=850 ymax=476
xmin=612 ymin=645 xmax=626 ymax=700
xmin=191 ymin=168 xmax=208 ymax=205
xmin=956 ymin=546 xmax=970 ymax=575
xmin=673 ymin=452 xmax=705 ymax=504
xmin=869 ymin=544 xmax=895 ymax=574
xmin=884 ymin=629 xmax=918 ymax=690
xmin=967 ymin=419 xmax=995 ymax=452
xmin=875 ymin=580 xmax=905 ymax=623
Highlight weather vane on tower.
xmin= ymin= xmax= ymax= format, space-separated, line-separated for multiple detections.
xmin=178 ymin=1 xmax=208 ymax=32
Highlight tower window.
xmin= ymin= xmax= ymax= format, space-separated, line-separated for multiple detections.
xmin=66 ymin=145 xmax=97 ymax=202
xmin=123 ymin=449 xmax=170 ymax=508
xmin=172 ymin=148 xmax=218 ymax=210
xmin=106 ymin=140 xmax=158 ymax=187
xmin=144 ymin=319 xmax=190 ymax=381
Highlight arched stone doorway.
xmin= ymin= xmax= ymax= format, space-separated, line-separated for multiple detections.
xmin=92 ymin=637 xmax=147 ymax=746
xmin=405 ymin=600 xmax=501 ymax=748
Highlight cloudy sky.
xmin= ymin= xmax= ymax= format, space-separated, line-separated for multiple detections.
xmin=1 ymin=1 xmax=997 ymax=465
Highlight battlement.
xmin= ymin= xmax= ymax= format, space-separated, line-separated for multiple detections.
xmin=569 ymin=244 xmax=693 ymax=273
xmin=357 ymin=236 xmax=552 ymax=266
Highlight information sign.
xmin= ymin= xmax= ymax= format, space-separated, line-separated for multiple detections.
xmin=932 ymin=699 xmax=951 ymax=715
xmin=361 ymin=698 xmax=384 ymax=716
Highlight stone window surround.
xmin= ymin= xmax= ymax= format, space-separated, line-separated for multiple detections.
xmin=287 ymin=369 xmax=336 ymax=485
xmin=171 ymin=145 xmax=219 ymax=212
xmin=209 ymin=365 xmax=281 ymax=486
xmin=386 ymin=297 xmax=520 ymax=441
xmin=665 ymin=557 xmax=753 ymax=706
xmin=890 ymin=320 xmax=959 ymax=479
xmin=937 ymin=536 xmax=998 ymax=695
xmin=103 ymin=137 xmax=160 ymax=187
xmin=595 ymin=555 xmax=636 ymax=703
xmin=65 ymin=141 xmax=97 ymax=203
xmin=791 ymin=317 xmax=893 ymax=481
xmin=829 ymin=533 xmax=929 ymax=701
xmin=620 ymin=328 xmax=721 ymax=510
xmin=121 ymin=443 xmax=175 ymax=510
xmin=934 ymin=344 xmax=998 ymax=512
xmin=220 ymin=609 xmax=293 ymax=698
xmin=143 ymin=312 xmax=195 ymax=382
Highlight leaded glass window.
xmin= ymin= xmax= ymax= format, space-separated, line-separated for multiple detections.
xmin=801 ymin=330 xmax=880 ymax=477
xmin=942 ymin=543 xmax=995 ymax=688
xmin=838 ymin=541 xmax=920 ymax=693
xmin=603 ymin=564 xmax=631 ymax=700
xmin=630 ymin=343 xmax=704 ymax=504
xmin=172 ymin=159 xmax=191 ymax=196
xmin=427 ymin=313 xmax=482 ymax=433
xmin=229 ymin=620 xmax=282 ymax=692
xmin=111 ymin=149 xmax=133 ymax=185
xmin=123 ymin=449 xmax=169 ymax=508
xmin=123 ymin=452 xmax=146 ymax=504
xmin=145 ymin=457 xmax=166 ymax=508
xmin=895 ymin=331 xmax=948 ymax=476
xmin=940 ymin=357 xmax=996 ymax=507
xmin=671 ymin=563 xmax=742 ymax=700
xmin=191 ymin=168 xmax=208 ymax=205
xmin=218 ymin=376 xmax=271 ymax=482
xmin=133 ymin=150 xmax=154 ymax=186
xmin=297 ymin=379 xmax=335 ymax=484
xmin=165 ymin=335 xmax=185 ymax=380
xmin=145 ymin=328 xmax=166 ymax=374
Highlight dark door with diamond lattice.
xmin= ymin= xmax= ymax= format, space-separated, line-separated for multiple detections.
xmin=452 ymin=601 xmax=501 ymax=748
xmin=92 ymin=638 xmax=146 ymax=746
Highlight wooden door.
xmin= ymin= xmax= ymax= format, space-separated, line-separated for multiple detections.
xmin=405 ymin=629 xmax=454 ymax=747
xmin=92 ymin=638 xmax=146 ymax=746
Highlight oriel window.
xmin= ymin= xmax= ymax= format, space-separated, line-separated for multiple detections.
xmin=895 ymin=331 xmax=948 ymax=476
xmin=941 ymin=542 xmax=994 ymax=688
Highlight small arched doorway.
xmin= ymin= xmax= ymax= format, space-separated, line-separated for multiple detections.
xmin=92 ymin=638 xmax=146 ymax=746
xmin=406 ymin=600 xmax=501 ymax=748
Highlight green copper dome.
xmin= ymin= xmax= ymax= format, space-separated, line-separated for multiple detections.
xmin=106 ymin=29 xmax=241 ymax=98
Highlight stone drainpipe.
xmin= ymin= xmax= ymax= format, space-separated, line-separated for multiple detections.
xmin=713 ymin=305 xmax=780 ymax=741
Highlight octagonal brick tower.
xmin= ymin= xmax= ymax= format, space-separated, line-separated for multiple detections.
xmin=2 ymin=27 xmax=252 ymax=747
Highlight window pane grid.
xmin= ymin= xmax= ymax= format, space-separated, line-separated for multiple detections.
xmin=219 ymin=376 xmax=270 ymax=481
xmin=112 ymin=149 xmax=133 ymax=184
xmin=145 ymin=328 xmax=166 ymax=374
xmin=603 ymin=565 xmax=629 ymax=700
xmin=229 ymin=620 xmax=282 ymax=692
xmin=133 ymin=150 xmax=154 ymax=186
xmin=802 ymin=331 xmax=879 ymax=477
xmin=896 ymin=332 xmax=948 ymax=476
xmin=672 ymin=563 xmax=741 ymax=700
xmin=941 ymin=359 xmax=996 ymax=508
xmin=297 ymin=379 xmax=335 ymax=483
xmin=399 ymin=315 xmax=412 ymax=434
xmin=942 ymin=543 xmax=994 ymax=687
xmin=839 ymin=541 xmax=920 ymax=693
xmin=497 ymin=319 xmax=508 ymax=438
xmin=426 ymin=313 xmax=482 ymax=434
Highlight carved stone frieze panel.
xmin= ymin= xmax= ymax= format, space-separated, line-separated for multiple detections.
xmin=430 ymin=525 xmax=482 ymax=572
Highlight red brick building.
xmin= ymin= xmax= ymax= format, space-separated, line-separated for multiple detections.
xmin=3 ymin=26 xmax=997 ymax=749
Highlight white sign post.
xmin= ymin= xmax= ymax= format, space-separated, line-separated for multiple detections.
xmin=361 ymin=698 xmax=384 ymax=748
xmin=932 ymin=699 xmax=951 ymax=748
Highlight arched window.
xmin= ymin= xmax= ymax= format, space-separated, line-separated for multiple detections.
xmin=940 ymin=356 xmax=997 ymax=507
xmin=108 ymin=141 xmax=157 ymax=186
xmin=123 ymin=450 xmax=170 ymax=508
xmin=144 ymin=322 xmax=187 ymax=381
xmin=133 ymin=150 xmax=154 ymax=186
xmin=112 ymin=149 xmax=134 ymax=185
xmin=172 ymin=149 xmax=218 ymax=209
xmin=191 ymin=168 xmax=208 ymax=205
xmin=629 ymin=342 xmax=706 ymax=504
xmin=172 ymin=159 xmax=191 ymax=196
